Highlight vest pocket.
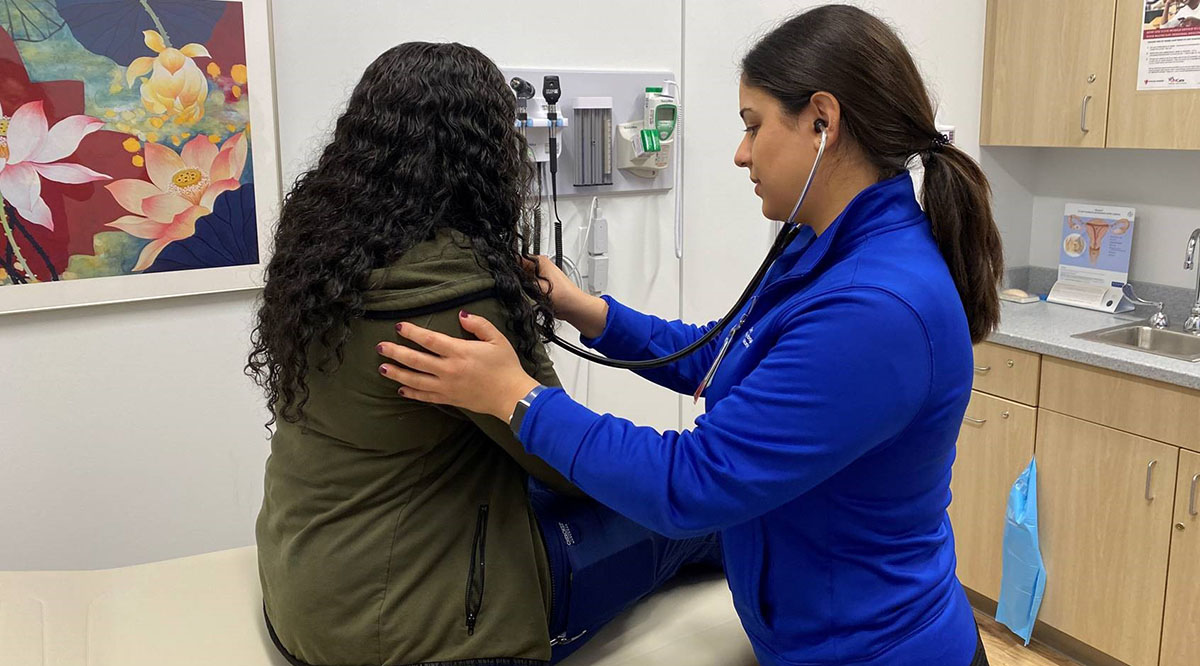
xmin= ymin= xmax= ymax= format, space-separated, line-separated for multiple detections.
xmin=465 ymin=504 xmax=489 ymax=635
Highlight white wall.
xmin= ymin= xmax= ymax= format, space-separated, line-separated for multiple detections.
xmin=1025 ymin=148 xmax=1200 ymax=290
xmin=11 ymin=0 xmax=1065 ymax=570
xmin=1 ymin=0 xmax=682 ymax=571
xmin=0 ymin=291 xmax=268 ymax=570
xmin=270 ymin=0 xmax=685 ymax=433
xmin=981 ymin=148 xmax=1037 ymax=270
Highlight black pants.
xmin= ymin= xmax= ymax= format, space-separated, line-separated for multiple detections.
xmin=970 ymin=626 xmax=990 ymax=666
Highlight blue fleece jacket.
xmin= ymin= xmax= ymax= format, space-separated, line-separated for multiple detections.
xmin=519 ymin=172 xmax=978 ymax=665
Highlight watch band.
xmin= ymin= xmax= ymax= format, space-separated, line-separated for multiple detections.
xmin=509 ymin=384 xmax=549 ymax=435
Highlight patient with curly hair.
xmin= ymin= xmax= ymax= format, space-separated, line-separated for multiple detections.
xmin=246 ymin=42 xmax=720 ymax=666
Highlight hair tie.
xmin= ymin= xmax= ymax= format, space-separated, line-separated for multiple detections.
xmin=929 ymin=134 xmax=950 ymax=153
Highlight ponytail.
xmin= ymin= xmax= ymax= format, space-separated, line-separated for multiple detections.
xmin=921 ymin=146 xmax=1003 ymax=343
xmin=742 ymin=4 xmax=1003 ymax=342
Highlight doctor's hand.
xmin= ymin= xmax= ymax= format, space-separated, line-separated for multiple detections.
xmin=524 ymin=255 xmax=609 ymax=338
xmin=376 ymin=311 xmax=540 ymax=422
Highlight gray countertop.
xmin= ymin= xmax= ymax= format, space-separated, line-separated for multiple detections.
xmin=991 ymin=300 xmax=1200 ymax=391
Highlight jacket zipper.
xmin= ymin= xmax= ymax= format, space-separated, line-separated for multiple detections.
xmin=550 ymin=571 xmax=587 ymax=647
xmin=465 ymin=504 xmax=489 ymax=635
xmin=693 ymin=296 xmax=758 ymax=401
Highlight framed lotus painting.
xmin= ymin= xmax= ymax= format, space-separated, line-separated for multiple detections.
xmin=0 ymin=0 xmax=279 ymax=314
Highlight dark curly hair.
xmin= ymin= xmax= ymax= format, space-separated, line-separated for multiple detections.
xmin=246 ymin=42 xmax=554 ymax=425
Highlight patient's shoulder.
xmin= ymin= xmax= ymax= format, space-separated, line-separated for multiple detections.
xmin=363 ymin=228 xmax=495 ymax=309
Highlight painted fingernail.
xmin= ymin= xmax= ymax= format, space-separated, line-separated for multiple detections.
xmin=378 ymin=365 xmax=388 ymax=375
xmin=395 ymin=323 xmax=404 ymax=333
xmin=376 ymin=344 xmax=385 ymax=354
xmin=459 ymin=310 xmax=469 ymax=319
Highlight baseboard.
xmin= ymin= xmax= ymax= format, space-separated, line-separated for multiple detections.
xmin=963 ymin=588 xmax=1131 ymax=666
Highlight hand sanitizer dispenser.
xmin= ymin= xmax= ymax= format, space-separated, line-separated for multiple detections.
xmin=616 ymin=85 xmax=677 ymax=179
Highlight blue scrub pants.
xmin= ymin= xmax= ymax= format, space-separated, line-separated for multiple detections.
xmin=528 ymin=480 xmax=723 ymax=663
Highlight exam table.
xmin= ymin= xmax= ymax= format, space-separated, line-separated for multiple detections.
xmin=0 ymin=546 xmax=757 ymax=666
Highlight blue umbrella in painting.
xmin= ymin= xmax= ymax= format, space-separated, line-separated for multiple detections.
xmin=145 ymin=184 xmax=259 ymax=273
xmin=54 ymin=0 xmax=224 ymax=65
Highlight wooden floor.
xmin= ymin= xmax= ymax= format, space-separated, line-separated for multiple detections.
xmin=976 ymin=611 xmax=1081 ymax=666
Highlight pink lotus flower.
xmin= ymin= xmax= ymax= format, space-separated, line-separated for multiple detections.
xmin=0 ymin=100 xmax=110 ymax=231
xmin=105 ymin=132 xmax=247 ymax=271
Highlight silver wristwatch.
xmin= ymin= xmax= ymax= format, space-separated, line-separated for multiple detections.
xmin=509 ymin=384 xmax=549 ymax=435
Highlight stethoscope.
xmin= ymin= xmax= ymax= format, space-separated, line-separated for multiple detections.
xmin=548 ymin=119 xmax=829 ymax=379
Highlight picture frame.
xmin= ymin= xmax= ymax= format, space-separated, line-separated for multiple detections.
xmin=0 ymin=0 xmax=281 ymax=315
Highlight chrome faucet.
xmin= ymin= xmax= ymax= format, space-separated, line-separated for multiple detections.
xmin=1123 ymin=283 xmax=1169 ymax=329
xmin=1186 ymin=228 xmax=1200 ymax=334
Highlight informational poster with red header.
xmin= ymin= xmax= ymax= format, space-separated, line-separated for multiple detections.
xmin=1139 ymin=1 xmax=1200 ymax=91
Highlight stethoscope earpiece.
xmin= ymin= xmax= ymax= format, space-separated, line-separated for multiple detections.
xmin=814 ymin=118 xmax=828 ymax=133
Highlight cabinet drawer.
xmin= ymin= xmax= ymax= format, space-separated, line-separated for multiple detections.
xmin=1040 ymin=357 xmax=1200 ymax=452
xmin=972 ymin=342 xmax=1041 ymax=405
xmin=949 ymin=391 xmax=1037 ymax=600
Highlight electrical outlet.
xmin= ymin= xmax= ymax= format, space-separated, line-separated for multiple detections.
xmin=587 ymin=255 xmax=608 ymax=294
xmin=589 ymin=216 xmax=608 ymax=255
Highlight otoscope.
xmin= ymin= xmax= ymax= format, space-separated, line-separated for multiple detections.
xmin=542 ymin=76 xmax=565 ymax=270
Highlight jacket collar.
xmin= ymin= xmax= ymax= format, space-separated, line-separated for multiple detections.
xmin=777 ymin=171 xmax=926 ymax=282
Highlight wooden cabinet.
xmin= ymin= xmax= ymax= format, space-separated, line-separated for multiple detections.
xmin=948 ymin=392 xmax=1037 ymax=599
xmin=981 ymin=0 xmax=1115 ymax=148
xmin=982 ymin=0 xmax=1200 ymax=149
xmin=957 ymin=342 xmax=1200 ymax=665
xmin=1040 ymin=356 xmax=1200 ymax=453
xmin=972 ymin=342 xmax=1042 ymax=406
xmin=1107 ymin=0 xmax=1200 ymax=149
xmin=1034 ymin=410 xmax=1178 ymax=666
xmin=1160 ymin=449 xmax=1200 ymax=666
xmin=950 ymin=343 xmax=1041 ymax=599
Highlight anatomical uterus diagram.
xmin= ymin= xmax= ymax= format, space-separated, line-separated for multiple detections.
xmin=1068 ymin=215 xmax=1131 ymax=265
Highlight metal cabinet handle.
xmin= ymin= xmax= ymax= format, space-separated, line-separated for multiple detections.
xmin=1006 ymin=359 xmax=1015 ymax=368
xmin=963 ymin=415 xmax=987 ymax=425
xmin=1001 ymin=411 xmax=1011 ymax=419
xmin=1081 ymin=95 xmax=1092 ymax=133
xmin=973 ymin=365 xmax=991 ymax=374
xmin=1190 ymin=473 xmax=1199 ymax=517
xmin=1146 ymin=460 xmax=1158 ymax=501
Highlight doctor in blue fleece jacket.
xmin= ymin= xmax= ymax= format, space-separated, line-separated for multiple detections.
xmin=377 ymin=6 xmax=1004 ymax=666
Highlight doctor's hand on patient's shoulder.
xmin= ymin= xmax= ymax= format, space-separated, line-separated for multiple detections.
xmin=524 ymin=255 xmax=609 ymax=339
xmin=377 ymin=312 xmax=539 ymax=422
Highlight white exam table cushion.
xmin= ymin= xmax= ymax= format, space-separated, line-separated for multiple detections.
xmin=0 ymin=546 xmax=756 ymax=666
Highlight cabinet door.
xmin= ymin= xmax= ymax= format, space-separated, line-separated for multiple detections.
xmin=1161 ymin=450 xmax=1200 ymax=666
xmin=949 ymin=392 xmax=1037 ymax=599
xmin=1036 ymin=410 xmax=1178 ymax=666
xmin=981 ymin=0 xmax=1116 ymax=147
xmin=1107 ymin=0 xmax=1200 ymax=149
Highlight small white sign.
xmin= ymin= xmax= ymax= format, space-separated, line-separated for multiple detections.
xmin=1047 ymin=203 xmax=1136 ymax=313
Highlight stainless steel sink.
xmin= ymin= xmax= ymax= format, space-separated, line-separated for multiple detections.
xmin=1074 ymin=323 xmax=1200 ymax=362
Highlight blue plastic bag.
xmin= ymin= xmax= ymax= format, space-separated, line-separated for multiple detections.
xmin=995 ymin=456 xmax=1047 ymax=645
